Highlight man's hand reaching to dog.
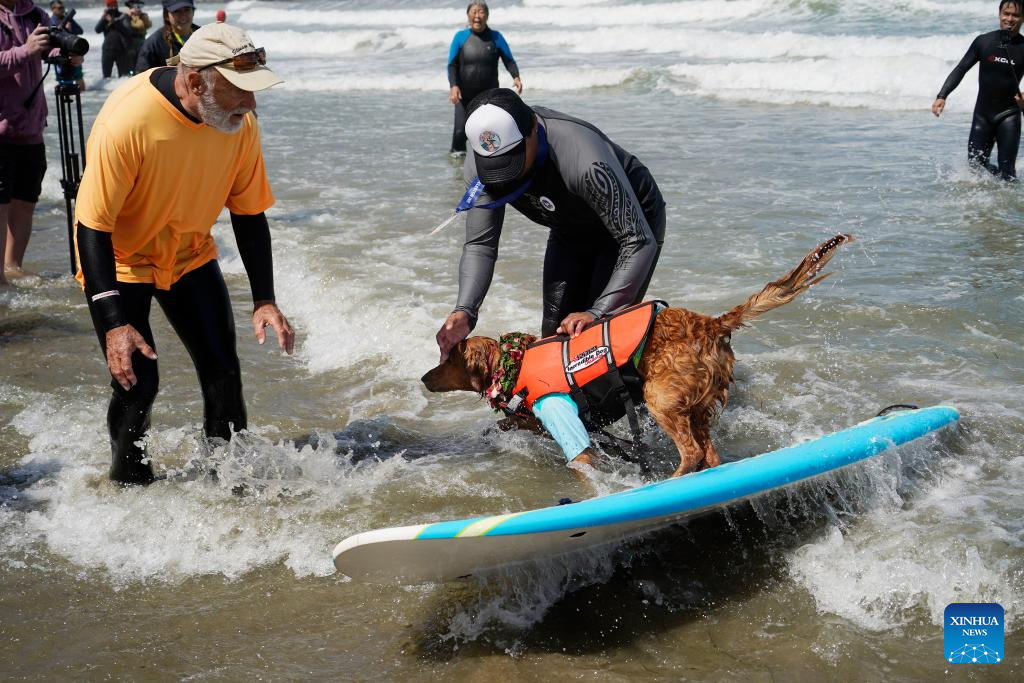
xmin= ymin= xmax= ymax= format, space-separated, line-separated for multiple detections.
xmin=557 ymin=311 xmax=595 ymax=338
xmin=437 ymin=310 xmax=472 ymax=363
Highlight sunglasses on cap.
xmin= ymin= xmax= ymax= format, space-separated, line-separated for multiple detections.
xmin=198 ymin=47 xmax=267 ymax=72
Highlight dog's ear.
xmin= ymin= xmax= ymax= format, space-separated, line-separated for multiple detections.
xmin=463 ymin=338 xmax=495 ymax=393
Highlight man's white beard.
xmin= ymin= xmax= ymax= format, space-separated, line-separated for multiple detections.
xmin=197 ymin=89 xmax=248 ymax=134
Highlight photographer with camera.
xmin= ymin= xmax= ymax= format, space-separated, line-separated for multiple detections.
xmin=0 ymin=0 xmax=82 ymax=285
xmin=49 ymin=0 xmax=84 ymax=90
xmin=124 ymin=0 xmax=150 ymax=73
xmin=95 ymin=0 xmax=132 ymax=78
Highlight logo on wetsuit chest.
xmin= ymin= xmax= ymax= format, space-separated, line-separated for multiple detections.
xmin=988 ymin=55 xmax=1017 ymax=65
xmin=566 ymin=345 xmax=609 ymax=373
xmin=526 ymin=195 xmax=556 ymax=212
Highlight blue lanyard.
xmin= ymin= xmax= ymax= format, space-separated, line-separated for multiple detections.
xmin=458 ymin=123 xmax=549 ymax=213
xmin=430 ymin=124 xmax=548 ymax=236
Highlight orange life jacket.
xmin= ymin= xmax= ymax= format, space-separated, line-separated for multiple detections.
xmin=507 ymin=300 xmax=662 ymax=429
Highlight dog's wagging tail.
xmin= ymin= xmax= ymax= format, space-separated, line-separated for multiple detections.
xmin=716 ymin=233 xmax=853 ymax=332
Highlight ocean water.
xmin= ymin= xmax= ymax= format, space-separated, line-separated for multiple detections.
xmin=1 ymin=0 xmax=1022 ymax=678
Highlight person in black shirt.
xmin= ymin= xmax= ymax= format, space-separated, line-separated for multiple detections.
xmin=95 ymin=0 xmax=133 ymax=78
xmin=933 ymin=0 xmax=1024 ymax=179
xmin=134 ymin=0 xmax=198 ymax=74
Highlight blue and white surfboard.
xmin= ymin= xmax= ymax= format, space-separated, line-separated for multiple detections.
xmin=333 ymin=406 xmax=959 ymax=584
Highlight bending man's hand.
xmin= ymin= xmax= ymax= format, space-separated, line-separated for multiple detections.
xmin=931 ymin=97 xmax=946 ymax=117
xmin=105 ymin=324 xmax=158 ymax=391
xmin=448 ymin=85 xmax=462 ymax=104
xmin=252 ymin=301 xmax=295 ymax=355
xmin=1015 ymin=93 xmax=1024 ymax=110
xmin=436 ymin=310 xmax=471 ymax=363
xmin=556 ymin=311 xmax=595 ymax=338
xmin=512 ymin=77 xmax=523 ymax=95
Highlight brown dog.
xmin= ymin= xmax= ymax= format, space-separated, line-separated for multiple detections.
xmin=423 ymin=234 xmax=852 ymax=478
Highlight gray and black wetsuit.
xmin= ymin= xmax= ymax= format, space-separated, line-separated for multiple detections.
xmin=457 ymin=107 xmax=666 ymax=336
xmin=938 ymin=30 xmax=1024 ymax=179
xmin=447 ymin=27 xmax=519 ymax=152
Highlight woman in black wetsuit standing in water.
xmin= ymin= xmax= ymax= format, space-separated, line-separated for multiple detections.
xmin=446 ymin=2 xmax=522 ymax=155
xmin=933 ymin=0 xmax=1024 ymax=180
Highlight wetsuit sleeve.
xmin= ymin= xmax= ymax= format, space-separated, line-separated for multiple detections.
xmin=77 ymin=223 xmax=126 ymax=332
xmin=532 ymin=394 xmax=591 ymax=462
xmin=937 ymin=36 xmax=982 ymax=99
xmin=447 ymin=29 xmax=469 ymax=86
xmin=456 ymin=203 xmax=504 ymax=325
xmin=558 ymin=126 xmax=658 ymax=318
xmin=230 ymin=212 xmax=275 ymax=304
xmin=492 ymin=30 xmax=520 ymax=80
xmin=454 ymin=154 xmax=504 ymax=325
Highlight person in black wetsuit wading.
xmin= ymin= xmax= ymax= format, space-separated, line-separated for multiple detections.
xmin=446 ymin=1 xmax=522 ymax=155
xmin=933 ymin=0 xmax=1024 ymax=180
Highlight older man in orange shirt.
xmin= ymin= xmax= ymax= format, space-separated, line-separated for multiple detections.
xmin=75 ymin=23 xmax=293 ymax=485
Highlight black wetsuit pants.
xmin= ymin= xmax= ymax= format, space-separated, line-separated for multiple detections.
xmin=101 ymin=48 xmax=130 ymax=78
xmin=451 ymin=88 xmax=488 ymax=153
xmin=540 ymin=206 xmax=666 ymax=337
xmin=86 ymin=260 xmax=246 ymax=483
xmin=968 ymin=107 xmax=1021 ymax=180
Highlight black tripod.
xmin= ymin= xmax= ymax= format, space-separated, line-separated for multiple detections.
xmin=53 ymin=78 xmax=86 ymax=275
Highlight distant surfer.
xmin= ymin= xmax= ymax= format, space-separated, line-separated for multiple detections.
xmin=932 ymin=0 xmax=1024 ymax=180
xmin=435 ymin=88 xmax=666 ymax=362
xmin=447 ymin=1 xmax=521 ymax=155
xmin=74 ymin=24 xmax=294 ymax=484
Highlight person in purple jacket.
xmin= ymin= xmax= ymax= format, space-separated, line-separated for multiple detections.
xmin=0 ymin=0 xmax=81 ymax=284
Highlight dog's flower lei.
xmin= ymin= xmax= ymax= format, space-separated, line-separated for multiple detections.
xmin=486 ymin=332 xmax=531 ymax=411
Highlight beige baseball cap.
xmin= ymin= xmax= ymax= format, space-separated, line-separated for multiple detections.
xmin=169 ymin=23 xmax=282 ymax=91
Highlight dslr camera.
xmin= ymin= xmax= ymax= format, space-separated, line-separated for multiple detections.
xmin=47 ymin=8 xmax=89 ymax=62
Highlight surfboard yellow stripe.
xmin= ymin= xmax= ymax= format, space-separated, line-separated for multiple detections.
xmin=456 ymin=512 xmax=524 ymax=538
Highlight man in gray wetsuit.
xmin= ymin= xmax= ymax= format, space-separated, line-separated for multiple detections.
xmin=436 ymin=88 xmax=666 ymax=362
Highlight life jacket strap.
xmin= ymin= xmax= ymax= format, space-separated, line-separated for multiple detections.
xmin=571 ymin=364 xmax=644 ymax=446
xmin=504 ymin=390 xmax=527 ymax=415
